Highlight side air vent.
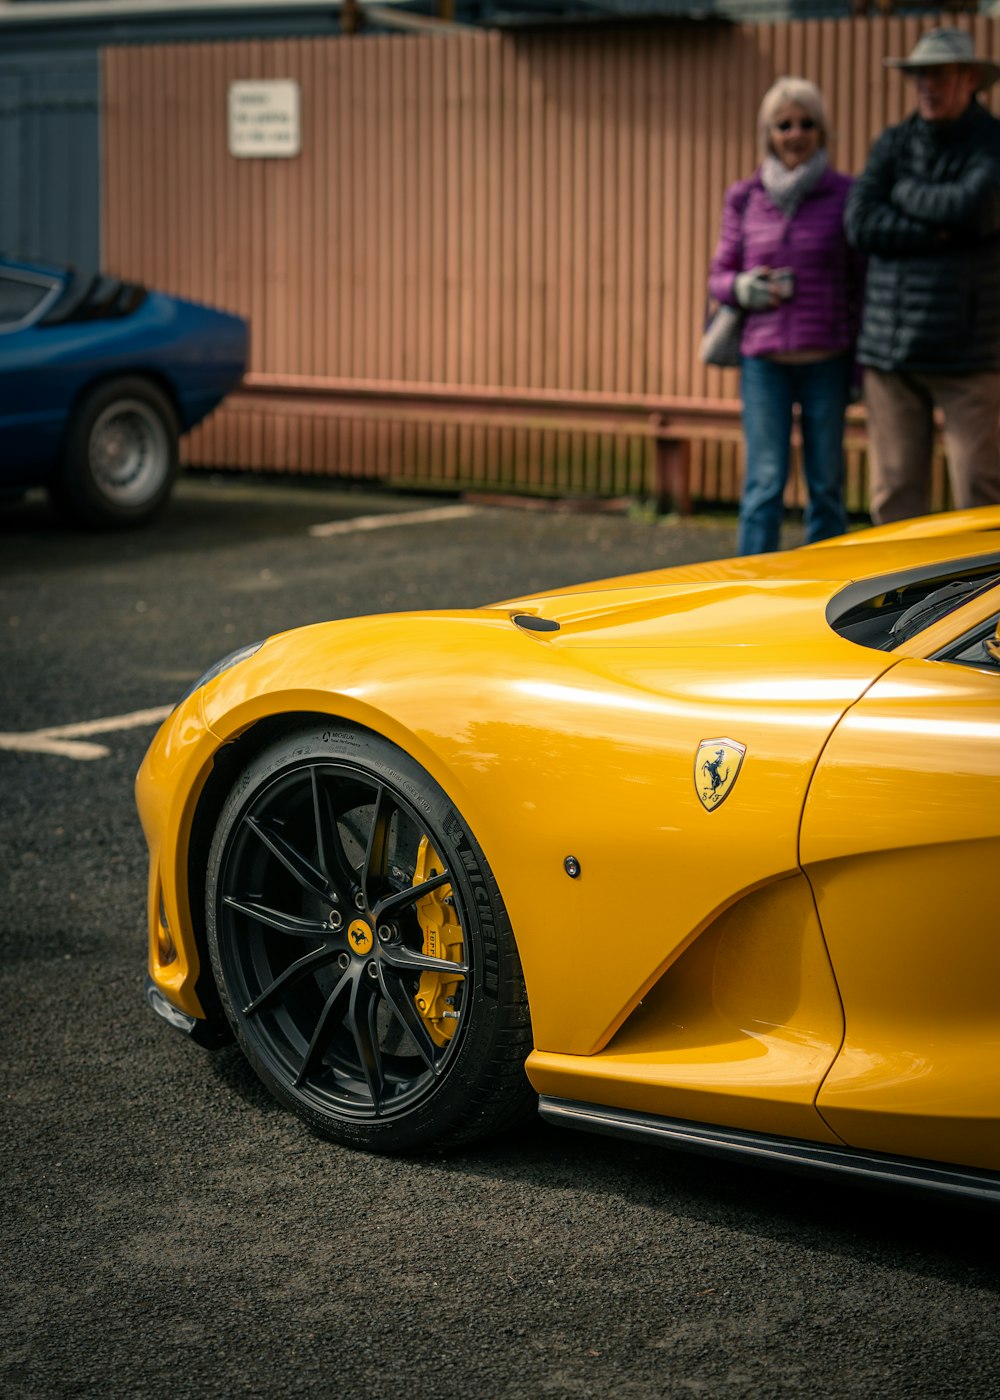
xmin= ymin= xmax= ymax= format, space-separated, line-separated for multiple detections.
xmin=40 ymin=269 xmax=148 ymax=326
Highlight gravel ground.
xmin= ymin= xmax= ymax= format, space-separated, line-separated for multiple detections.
xmin=2 ymin=475 xmax=997 ymax=1400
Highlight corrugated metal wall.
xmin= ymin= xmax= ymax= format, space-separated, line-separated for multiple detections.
xmin=103 ymin=18 xmax=1000 ymax=507
xmin=0 ymin=50 xmax=100 ymax=269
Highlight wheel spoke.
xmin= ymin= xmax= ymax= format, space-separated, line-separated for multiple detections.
xmin=222 ymin=894 xmax=329 ymax=939
xmin=373 ymin=870 xmax=452 ymax=921
xmin=345 ymin=978 xmax=384 ymax=1110
xmin=294 ymin=968 xmax=352 ymax=1088
xmin=379 ymin=968 xmax=441 ymax=1073
xmin=310 ymin=767 xmax=361 ymax=893
xmin=379 ymin=942 xmax=469 ymax=976
xmin=361 ymin=783 xmax=395 ymax=906
xmin=243 ymin=944 xmax=343 ymax=1016
xmin=246 ymin=813 xmax=328 ymax=899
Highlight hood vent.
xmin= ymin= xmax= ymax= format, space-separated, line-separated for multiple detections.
xmin=512 ymin=613 xmax=560 ymax=633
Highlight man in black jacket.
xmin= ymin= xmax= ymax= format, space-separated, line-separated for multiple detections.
xmin=845 ymin=28 xmax=1000 ymax=524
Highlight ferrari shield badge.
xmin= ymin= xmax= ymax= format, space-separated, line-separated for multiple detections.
xmin=695 ymin=737 xmax=747 ymax=812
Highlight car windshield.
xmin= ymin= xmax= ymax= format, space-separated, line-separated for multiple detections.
xmin=830 ymin=562 xmax=1000 ymax=651
xmin=0 ymin=271 xmax=60 ymax=329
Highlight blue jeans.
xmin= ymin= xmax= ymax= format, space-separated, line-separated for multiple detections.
xmin=739 ymin=354 xmax=851 ymax=555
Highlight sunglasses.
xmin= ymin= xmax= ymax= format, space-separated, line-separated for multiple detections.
xmin=774 ymin=118 xmax=817 ymax=132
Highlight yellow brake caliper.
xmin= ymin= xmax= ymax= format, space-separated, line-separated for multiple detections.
xmin=413 ymin=837 xmax=465 ymax=1046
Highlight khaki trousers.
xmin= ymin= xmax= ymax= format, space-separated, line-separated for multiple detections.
xmin=863 ymin=367 xmax=1000 ymax=524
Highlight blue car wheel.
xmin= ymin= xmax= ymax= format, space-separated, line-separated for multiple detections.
xmin=53 ymin=376 xmax=179 ymax=528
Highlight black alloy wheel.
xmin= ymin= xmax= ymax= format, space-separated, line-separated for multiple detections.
xmin=206 ymin=726 xmax=534 ymax=1152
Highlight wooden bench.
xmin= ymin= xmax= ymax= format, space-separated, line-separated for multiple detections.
xmin=231 ymin=374 xmax=874 ymax=514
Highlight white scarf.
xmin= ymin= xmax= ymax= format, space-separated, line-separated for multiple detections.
xmin=760 ymin=149 xmax=829 ymax=217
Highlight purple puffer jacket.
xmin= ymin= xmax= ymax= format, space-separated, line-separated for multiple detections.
xmin=708 ymin=167 xmax=864 ymax=359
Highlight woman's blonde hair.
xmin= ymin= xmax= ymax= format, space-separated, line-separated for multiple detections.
xmin=757 ymin=77 xmax=829 ymax=159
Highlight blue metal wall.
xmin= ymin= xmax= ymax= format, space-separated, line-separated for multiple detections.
xmin=0 ymin=49 xmax=101 ymax=269
xmin=0 ymin=5 xmax=347 ymax=274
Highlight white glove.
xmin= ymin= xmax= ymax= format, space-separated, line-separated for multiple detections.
xmin=734 ymin=268 xmax=776 ymax=310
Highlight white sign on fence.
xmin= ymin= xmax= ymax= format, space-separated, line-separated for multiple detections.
xmin=228 ymin=80 xmax=301 ymax=158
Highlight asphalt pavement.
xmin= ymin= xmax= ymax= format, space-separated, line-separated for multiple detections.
xmin=2 ymin=475 xmax=997 ymax=1400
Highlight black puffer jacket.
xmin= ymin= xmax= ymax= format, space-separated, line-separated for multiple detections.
xmin=845 ymin=100 xmax=1000 ymax=372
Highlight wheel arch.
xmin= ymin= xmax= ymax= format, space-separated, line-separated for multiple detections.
xmin=184 ymin=712 xmax=320 ymax=1038
xmin=62 ymin=367 xmax=182 ymax=443
xmin=182 ymin=708 xmax=531 ymax=1038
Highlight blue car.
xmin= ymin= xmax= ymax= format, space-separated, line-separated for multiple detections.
xmin=0 ymin=253 xmax=247 ymax=527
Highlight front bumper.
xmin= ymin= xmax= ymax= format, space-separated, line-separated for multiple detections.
xmin=144 ymin=975 xmax=231 ymax=1049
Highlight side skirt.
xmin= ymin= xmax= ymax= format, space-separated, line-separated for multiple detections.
xmin=538 ymin=1097 xmax=1000 ymax=1205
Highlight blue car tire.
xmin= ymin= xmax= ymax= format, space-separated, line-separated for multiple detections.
xmin=53 ymin=376 xmax=179 ymax=528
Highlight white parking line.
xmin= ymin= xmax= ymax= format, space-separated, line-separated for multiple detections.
xmin=0 ymin=705 xmax=173 ymax=761
xmin=6 ymin=503 xmax=481 ymax=761
xmin=309 ymin=504 xmax=479 ymax=538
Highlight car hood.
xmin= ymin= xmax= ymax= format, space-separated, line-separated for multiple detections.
xmin=199 ymin=508 xmax=1000 ymax=755
xmin=492 ymin=516 xmax=1000 ymax=652
xmin=491 ymin=577 xmax=843 ymax=652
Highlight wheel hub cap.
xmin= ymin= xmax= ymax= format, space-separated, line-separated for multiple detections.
xmin=347 ymin=919 xmax=374 ymax=956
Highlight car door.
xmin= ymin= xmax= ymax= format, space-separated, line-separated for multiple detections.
xmin=801 ymin=582 xmax=1000 ymax=1172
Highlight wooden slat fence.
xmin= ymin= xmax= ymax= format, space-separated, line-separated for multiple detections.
xmin=103 ymin=17 xmax=1000 ymax=510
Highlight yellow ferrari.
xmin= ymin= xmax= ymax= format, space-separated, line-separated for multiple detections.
xmin=137 ymin=506 xmax=1000 ymax=1203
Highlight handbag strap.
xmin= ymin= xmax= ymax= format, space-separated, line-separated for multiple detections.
xmin=704 ymin=179 xmax=754 ymax=327
xmin=736 ymin=177 xmax=754 ymax=271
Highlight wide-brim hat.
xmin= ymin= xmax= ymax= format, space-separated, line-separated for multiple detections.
xmin=885 ymin=27 xmax=1000 ymax=90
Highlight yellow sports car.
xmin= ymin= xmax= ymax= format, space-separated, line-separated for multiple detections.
xmin=137 ymin=506 xmax=1000 ymax=1203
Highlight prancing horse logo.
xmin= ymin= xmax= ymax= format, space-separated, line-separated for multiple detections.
xmin=695 ymin=737 xmax=747 ymax=812
xmin=347 ymin=919 xmax=374 ymax=955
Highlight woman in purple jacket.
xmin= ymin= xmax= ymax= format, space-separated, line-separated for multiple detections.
xmin=708 ymin=77 xmax=863 ymax=554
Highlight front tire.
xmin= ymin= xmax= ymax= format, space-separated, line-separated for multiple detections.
xmin=205 ymin=725 xmax=535 ymax=1153
xmin=51 ymin=376 xmax=179 ymax=528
